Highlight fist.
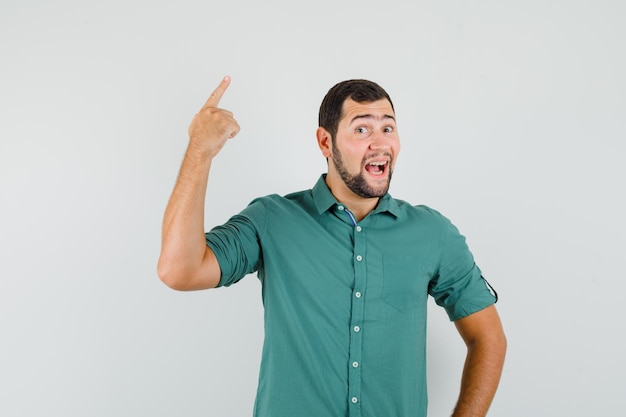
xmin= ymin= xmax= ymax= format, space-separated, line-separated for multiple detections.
xmin=188 ymin=76 xmax=240 ymax=157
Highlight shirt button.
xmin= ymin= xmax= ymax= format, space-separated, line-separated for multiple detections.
xmin=356 ymin=226 xmax=362 ymax=232
xmin=352 ymin=361 xmax=359 ymax=368
xmin=338 ymin=205 xmax=345 ymax=211
xmin=356 ymin=255 xmax=363 ymax=262
xmin=351 ymin=397 xmax=358 ymax=404
xmin=354 ymin=325 xmax=361 ymax=333
xmin=355 ymin=291 xmax=362 ymax=298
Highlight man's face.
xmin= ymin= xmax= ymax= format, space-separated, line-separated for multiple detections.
xmin=329 ymin=98 xmax=400 ymax=198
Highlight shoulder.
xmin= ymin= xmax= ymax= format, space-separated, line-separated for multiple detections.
xmin=249 ymin=188 xmax=312 ymax=206
xmin=388 ymin=199 xmax=465 ymax=243
xmin=244 ymin=188 xmax=313 ymax=215
xmin=393 ymin=198 xmax=451 ymax=225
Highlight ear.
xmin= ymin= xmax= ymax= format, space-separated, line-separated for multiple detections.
xmin=316 ymin=127 xmax=332 ymax=158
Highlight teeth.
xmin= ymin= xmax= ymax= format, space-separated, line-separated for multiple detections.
xmin=369 ymin=161 xmax=386 ymax=166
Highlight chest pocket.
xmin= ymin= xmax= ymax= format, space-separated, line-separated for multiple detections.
xmin=381 ymin=254 xmax=430 ymax=312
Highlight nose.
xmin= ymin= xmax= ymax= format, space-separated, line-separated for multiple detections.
xmin=369 ymin=134 xmax=391 ymax=151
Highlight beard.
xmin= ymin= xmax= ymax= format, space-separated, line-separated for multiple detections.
xmin=331 ymin=141 xmax=393 ymax=198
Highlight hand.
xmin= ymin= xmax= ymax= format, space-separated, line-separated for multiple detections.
xmin=188 ymin=76 xmax=240 ymax=158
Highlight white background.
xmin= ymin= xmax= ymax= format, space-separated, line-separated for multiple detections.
xmin=1 ymin=0 xmax=624 ymax=416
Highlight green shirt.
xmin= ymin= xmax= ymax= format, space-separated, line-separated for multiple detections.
xmin=206 ymin=175 xmax=496 ymax=417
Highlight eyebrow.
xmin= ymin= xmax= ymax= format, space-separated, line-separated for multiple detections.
xmin=350 ymin=114 xmax=396 ymax=124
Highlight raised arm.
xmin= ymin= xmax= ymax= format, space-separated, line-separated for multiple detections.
xmin=451 ymin=304 xmax=507 ymax=417
xmin=157 ymin=76 xmax=240 ymax=291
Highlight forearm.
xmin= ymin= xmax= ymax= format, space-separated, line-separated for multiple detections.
xmin=158 ymin=145 xmax=213 ymax=288
xmin=451 ymin=333 xmax=507 ymax=417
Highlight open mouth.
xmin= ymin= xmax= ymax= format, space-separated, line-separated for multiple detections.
xmin=364 ymin=160 xmax=388 ymax=176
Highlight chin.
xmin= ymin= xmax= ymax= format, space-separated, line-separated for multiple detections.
xmin=358 ymin=178 xmax=391 ymax=198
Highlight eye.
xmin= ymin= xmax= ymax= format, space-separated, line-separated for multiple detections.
xmin=355 ymin=126 xmax=369 ymax=134
xmin=383 ymin=126 xmax=394 ymax=133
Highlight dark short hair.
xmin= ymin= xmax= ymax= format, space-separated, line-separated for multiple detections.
xmin=318 ymin=79 xmax=394 ymax=141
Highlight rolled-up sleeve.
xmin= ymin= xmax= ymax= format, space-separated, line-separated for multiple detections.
xmin=205 ymin=199 xmax=267 ymax=287
xmin=428 ymin=215 xmax=497 ymax=321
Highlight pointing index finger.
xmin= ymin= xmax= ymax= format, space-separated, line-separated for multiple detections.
xmin=203 ymin=76 xmax=231 ymax=108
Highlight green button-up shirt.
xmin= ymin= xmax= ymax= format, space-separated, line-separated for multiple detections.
xmin=206 ymin=175 xmax=496 ymax=417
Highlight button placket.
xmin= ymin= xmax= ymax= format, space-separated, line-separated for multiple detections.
xmin=348 ymin=212 xmax=365 ymax=416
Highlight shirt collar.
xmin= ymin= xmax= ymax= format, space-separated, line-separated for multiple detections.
xmin=311 ymin=174 xmax=402 ymax=219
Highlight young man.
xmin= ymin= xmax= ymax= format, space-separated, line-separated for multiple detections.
xmin=158 ymin=76 xmax=506 ymax=417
